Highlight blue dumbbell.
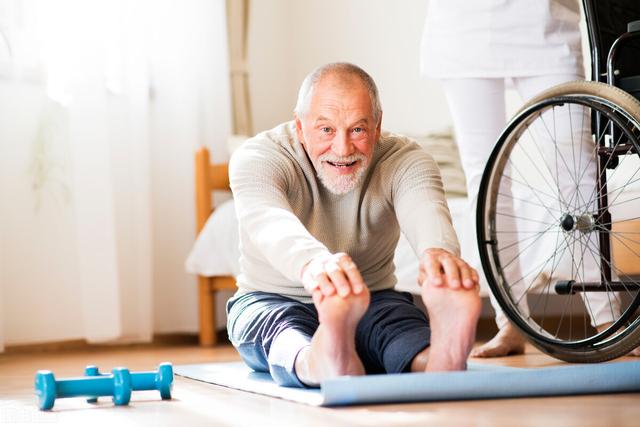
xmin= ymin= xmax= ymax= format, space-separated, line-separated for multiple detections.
xmin=35 ymin=367 xmax=132 ymax=411
xmin=84 ymin=362 xmax=173 ymax=404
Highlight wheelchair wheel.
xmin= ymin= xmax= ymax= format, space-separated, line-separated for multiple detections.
xmin=477 ymin=81 xmax=640 ymax=362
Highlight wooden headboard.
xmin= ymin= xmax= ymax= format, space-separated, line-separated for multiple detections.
xmin=194 ymin=146 xmax=236 ymax=346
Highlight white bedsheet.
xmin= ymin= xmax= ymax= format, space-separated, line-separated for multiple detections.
xmin=185 ymin=197 xmax=490 ymax=296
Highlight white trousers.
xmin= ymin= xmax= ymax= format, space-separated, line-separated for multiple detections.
xmin=441 ymin=75 xmax=618 ymax=329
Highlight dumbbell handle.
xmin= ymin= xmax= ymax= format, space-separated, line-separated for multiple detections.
xmin=56 ymin=376 xmax=119 ymax=398
xmin=85 ymin=370 xmax=158 ymax=390
xmin=131 ymin=371 xmax=160 ymax=390
xmin=85 ymin=363 xmax=172 ymax=403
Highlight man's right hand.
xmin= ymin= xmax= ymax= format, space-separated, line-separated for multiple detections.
xmin=301 ymin=252 xmax=366 ymax=299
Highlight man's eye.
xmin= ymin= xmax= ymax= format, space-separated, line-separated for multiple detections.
xmin=321 ymin=127 xmax=332 ymax=133
xmin=352 ymin=127 xmax=364 ymax=133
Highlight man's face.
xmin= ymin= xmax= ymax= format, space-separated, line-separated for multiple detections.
xmin=295 ymin=75 xmax=381 ymax=195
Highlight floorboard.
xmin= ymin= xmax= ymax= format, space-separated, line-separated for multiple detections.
xmin=1 ymin=343 xmax=638 ymax=426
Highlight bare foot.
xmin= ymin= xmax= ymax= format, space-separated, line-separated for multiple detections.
xmin=295 ymin=288 xmax=370 ymax=385
xmin=471 ymin=323 xmax=526 ymax=358
xmin=421 ymin=284 xmax=481 ymax=371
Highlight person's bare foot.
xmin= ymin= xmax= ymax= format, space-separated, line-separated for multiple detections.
xmin=295 ymin=288 xmax=370 ymax=385
xmin=471 ymin=323 xmax=526 ymax=358
xmin=421 ymin=283 xmax=481 ymax=371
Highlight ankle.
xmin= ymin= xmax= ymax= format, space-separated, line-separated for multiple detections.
xmin=294 ymin=346 xmax=320 ymax=387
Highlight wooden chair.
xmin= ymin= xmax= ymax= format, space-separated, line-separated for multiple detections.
xmin=194 ymin=147 xmax=236 ymax=346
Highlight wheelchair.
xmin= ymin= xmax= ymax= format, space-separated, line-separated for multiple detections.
xmin=477 ymin=0 xmax=640 ymax=362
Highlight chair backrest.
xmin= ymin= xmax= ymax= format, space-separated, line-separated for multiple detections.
xmin=195 ymin=147 xmax=230 ymax=233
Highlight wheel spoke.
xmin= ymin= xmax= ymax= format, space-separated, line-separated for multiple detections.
xmin=508 ymin=153 xmax=566 ymax=220
xmin=537 ymin=111 xmax=585 ymax=208
xmin=497 ymin=191 xmax=564 ymax=215
xmin=497 ymin=225 xmax=557 ymax=253
xmin=502 ymin=174 xmax=560 ymax=203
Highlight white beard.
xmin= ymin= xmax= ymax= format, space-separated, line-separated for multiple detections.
xmin=313 ymin=153 xmax=369 ymax=195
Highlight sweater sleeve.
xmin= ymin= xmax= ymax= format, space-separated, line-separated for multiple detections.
xmin=229 ymin=139 xmax=331 ymax=283
xmin=392 ymin=146 xmax=460 ymax=258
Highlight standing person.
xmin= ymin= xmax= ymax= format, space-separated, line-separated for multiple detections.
xmin=420 ymin=0 xmax=625 ymax=357
xmin=227 ymin=62 xmax=481 ymax=387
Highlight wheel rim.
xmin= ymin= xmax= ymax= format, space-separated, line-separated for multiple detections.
xmin=478 ymin=95 xmax=640 ymax=349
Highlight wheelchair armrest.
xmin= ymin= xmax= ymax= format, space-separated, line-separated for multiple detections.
xmin=628 ymin=20 xmax=640 ymax=33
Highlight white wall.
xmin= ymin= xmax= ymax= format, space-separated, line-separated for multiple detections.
xmin=248 ymin=0 xmax=452 ymax=135
xmin=149 ymin=0 xmax=232 ymax=334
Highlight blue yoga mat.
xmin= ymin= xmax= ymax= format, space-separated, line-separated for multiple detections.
xmin=175 ymin=360 xmax=640 ymax=406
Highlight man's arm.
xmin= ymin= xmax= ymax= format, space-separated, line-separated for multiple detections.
xmin=229 ymin=140 xmax=331 ymax=284
xmin=392 ymin=146 xmax=479 ymax=290
xmin=230 ymin=139 xmax=367 ymax=299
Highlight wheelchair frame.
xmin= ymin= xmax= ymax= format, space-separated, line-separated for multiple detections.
xmin=476 ymin=0 xmax=640 ymax=362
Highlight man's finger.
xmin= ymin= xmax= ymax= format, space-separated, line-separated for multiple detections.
xmin=302 ymin=277 xmax=319 ymax=294
xmin=325 ymin=261 xmax=352 ymax=297
xmin=317 ymin=274 xmax=336 ymax=296
xmin=339 ymin=258 xmax=365 ymax=294
xmin=424 ymin=254 xmax=444 ymax=286
xmin=459 ymin=262 xmax=476 ymax=289
xmin=440 ymin=256 xmax=461 ymax=289
xmin=312 ymin=288 xmax=324 ymax=305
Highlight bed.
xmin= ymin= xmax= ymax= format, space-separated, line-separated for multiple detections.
xmin=186 ymin=132 xmax=489 ymax=346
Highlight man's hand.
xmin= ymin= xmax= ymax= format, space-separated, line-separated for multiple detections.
xmin=301 ymin=252 xmax=366 ymax=299
xmin=419 ymin=248 xmax=479 ymax=290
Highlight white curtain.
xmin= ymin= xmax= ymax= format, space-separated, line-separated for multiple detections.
xmin=227 ymin=0 xmax=253 ymax=136
xmin=0 ymin=0 xmax=231 ymax=350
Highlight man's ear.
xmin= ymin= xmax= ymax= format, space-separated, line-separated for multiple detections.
xmin=294 ymin=114 xmax=305 ymax=145
xmin=375 ymin=112 xmax=383 ymax=139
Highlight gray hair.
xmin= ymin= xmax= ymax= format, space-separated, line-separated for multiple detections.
xmin=294 ymin=62 xmax=382 ymax=122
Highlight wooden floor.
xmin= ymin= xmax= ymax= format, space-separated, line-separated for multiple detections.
xmin=1 ymin=342 xmax=638 ymax=427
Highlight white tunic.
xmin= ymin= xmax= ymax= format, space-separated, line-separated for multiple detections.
xmin=420 ymin=0 xmax=583 ymax=78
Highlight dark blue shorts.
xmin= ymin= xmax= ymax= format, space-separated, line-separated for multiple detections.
xmin=226 ymin=289 xmax=430 ymax=388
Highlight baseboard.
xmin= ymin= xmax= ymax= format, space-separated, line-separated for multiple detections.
xmin=0 ymin=332 xmax=226 ymax=355
xmin=2 ymin=339 xmax=92 ymax=354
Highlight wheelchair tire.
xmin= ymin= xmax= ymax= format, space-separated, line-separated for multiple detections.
xmin=477 ymin=81 xmax=640 ymax=362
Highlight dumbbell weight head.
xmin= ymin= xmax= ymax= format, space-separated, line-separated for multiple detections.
xmin=111 ymin=367 xmax=132 ymax=406
xmin=34 ymin=371 xmax=56 ymax=411
xmin=156 ymin=363 xmax=173 ymax=399
xmin=84 ymin=365 xmax=100 ymax=403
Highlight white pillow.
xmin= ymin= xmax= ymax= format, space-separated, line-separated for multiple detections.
xmin=185 ymin=199 xmax=241 ymax=277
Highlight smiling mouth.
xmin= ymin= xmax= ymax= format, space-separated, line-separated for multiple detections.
xmin=326 ymin=160 xmax=358 ymax=168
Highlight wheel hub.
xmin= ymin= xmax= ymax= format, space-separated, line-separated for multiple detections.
xmin=560 ymin=213 xmax=595 ymax=233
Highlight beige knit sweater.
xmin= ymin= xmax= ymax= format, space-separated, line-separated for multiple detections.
xmin=229 ymin=121 xmax=459 ymax=303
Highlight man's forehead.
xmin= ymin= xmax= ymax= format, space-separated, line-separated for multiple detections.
xmin=308 ymin=80 xmax=372 ymax=116
xmin=314 ymin=115 xmax=369 ymax=125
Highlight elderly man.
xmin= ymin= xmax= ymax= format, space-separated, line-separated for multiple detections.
xmin=227 ymin=62 xmax=481 ymax=387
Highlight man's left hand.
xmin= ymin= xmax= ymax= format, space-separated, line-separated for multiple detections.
xmin=419 ymin=248 xmax=479 ymax=290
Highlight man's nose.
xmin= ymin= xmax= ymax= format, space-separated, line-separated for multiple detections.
xmin=332 ymin=131 xmax=355 ymax=157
